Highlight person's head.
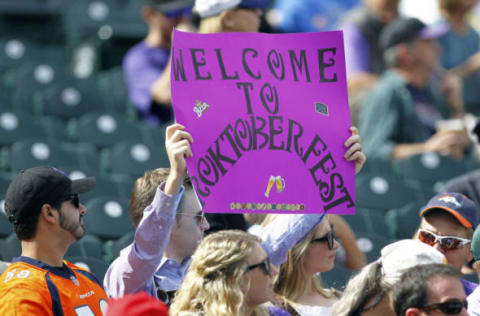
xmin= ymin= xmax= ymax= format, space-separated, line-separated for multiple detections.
xmin=130 ymin=168 xmax=209 ymax=261
xmin=470 ymin=225 xmax=480 ymax=276
xmin=380 ymin=18 xmax=446 ymax=73
xmin=106 ymin=292 xmax=169 ymax=316
xmin=267 ymin=215 xmax=339 ymax=302
xmin=363 ymin=0 xmax=400 ymax=23
xmin=439 ymin=0 xmax=478 ymax=17
xmin=4 ymin=166 xmax=95 ymax=242
xmin=170 ymin=230 xmax=277 ymax=316
xmin=393 ymin=263 xmax=467 ymax=316
xmin=142 ymin=0 xmax=194 ymax=46
xmin=331 ymin=239 xmax=446 ymax=316
xmin=418 ymin=192 xmax=478 ymax=271
xmin=194 ymin=0 xmax=270 ymax=33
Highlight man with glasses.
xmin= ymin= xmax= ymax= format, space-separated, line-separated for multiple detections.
xmin=124 ymin=0 xmax=195 ymax=125
xmin=393 ymin=263 xmax=468 ymax=316
xmin=105 ymin=122 xmax=367 ymax=304
xmin=0 ymin=166 xmax=108 ymax=315
xmin=417 ymin=192 xmax=479 ymax=295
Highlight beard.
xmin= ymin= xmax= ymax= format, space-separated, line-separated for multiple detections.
xmin=58 ymin=209 xmax=85 ymax=241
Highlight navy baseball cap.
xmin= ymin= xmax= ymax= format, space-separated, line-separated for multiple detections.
xmin=380 ymin=17 xmax=449 ymax=50
xmin=5 ymin=166 xmax=95 ymax=224
xmin=194 ymin=0 xmax=271 ymax=18
xmin=420 ymin=192 xmax=479 ymax=229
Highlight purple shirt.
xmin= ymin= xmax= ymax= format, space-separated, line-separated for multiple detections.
xmin=123 ymin=41 xmax=172 ymax=124
xmin=342 ymin=22 xmax=370 ymax=75
xmin=103 ymin=182 xmax=325 ymax=299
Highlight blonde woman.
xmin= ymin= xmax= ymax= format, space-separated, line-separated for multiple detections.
xmin=263 ymin=215 xmax=341 ymax=316
xmin=170 ymin=230 xmax=291 ymax=316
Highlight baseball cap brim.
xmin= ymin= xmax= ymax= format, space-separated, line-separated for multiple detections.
xmin=71 ymin=177 xmax=95 ymax=195
xmin=239 ymin=0 xmax=271 ymax=9
xmin=420 ymin=206 xmax=473 ymax=228
xmin=150 ymin=0 xmax=194 ymax=13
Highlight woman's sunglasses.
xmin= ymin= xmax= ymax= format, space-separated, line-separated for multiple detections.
xmin=246 ymin=256 xmax=271 ymax=276
xmin=418 ymin=229 xmax=471 ymax=251
xmin=311 ymin=224 xmax=335 ymax=250
xmin=421 ymin=299 xmax=468 ymax=314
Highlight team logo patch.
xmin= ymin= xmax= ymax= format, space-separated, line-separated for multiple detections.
xmin=438 ymin=194 xmax=461 ymax=207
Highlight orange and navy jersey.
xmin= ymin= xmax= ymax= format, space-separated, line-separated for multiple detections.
xmin=0 ymin=256 xmax=108 ymax=316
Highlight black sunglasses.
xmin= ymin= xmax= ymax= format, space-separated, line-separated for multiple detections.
xmin=421 ymin=299 xmax=468 ymax=314
xmin=67 ymin=194 xmax=80 ymax=209
xmin=246 ymin=256 xmax=271 ymax=276
xmin=311 ymin=224 xmax=335 ymax=250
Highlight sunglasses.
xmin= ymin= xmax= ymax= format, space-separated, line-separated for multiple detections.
xmin=311 ymin=225 xmax=335 ymax=250
xmin=177 ymin=212 xmax=206 ymax=225
xmin=64 ymin=194 xmax=80 ymax=209
xmin=418 ymin=229 xmax=471 ymax=251
xmin=421 ymin=299 xmax=468 ymax=314
xmin=246 ymin=256 xmax=271 ymax=276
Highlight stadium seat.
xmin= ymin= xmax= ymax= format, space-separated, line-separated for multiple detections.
xmin=342 ymin=208 xmax=390 ymax=240
xmin=109 ymin=141 xmax=169 ymax=177
xmin=354 ymin=232 xmax=389 ymax=263
xmin=0 ymin=196 xmax=13 ymax=238
xmin=73 ymin=112 xmax=144 ymax=148
xmin=0 ymin=37 xmax=41 ymax=69
xmin=81 ymin=173 xmax=135 ymax=204
xmin=320 ymin=266 xmax=353 ymax=291
xmin=67 ymin=256 xmax=109 ymax=283
xmin=65 ymin=234 xmax=104 ymax=260
xmin=37 ymin=78 xmax=106 ymax=119
xmin=96 ymin=66 xmax=130 ymax=114
xmin=356 ymin=172 xmax=420 ymax=210
xmin=2 ymin=232 xmax=20 ymax=261
xmin=395 ymin=153 xmax=476 ymax=183
xmin=83 ymin=196 xmax=134 ymax=240
xmin=0 ymin=111 xmax=67 ymax=147
xmin=385 ymin=201 xmax=424 ymax=240
xmin=105 ymin=231 xmax=134 ymax=263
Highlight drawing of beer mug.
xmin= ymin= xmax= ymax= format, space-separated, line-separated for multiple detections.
xmin=265 ymin=176 xmax=275 ymax=197
xmin=275 ymin=176 xmax=285 ymax=192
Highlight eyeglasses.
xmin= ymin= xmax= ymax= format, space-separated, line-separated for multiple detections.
xmin=246 ymin=256 xmax=271 ymax=276
xmin=421 ymin=299 xmax=468 ymax=314
xmin=418 ymin=229 xmax=471 ymax=251
xmin=311 ymin=225 xmax=335 ymax=250
xmin=177 ymin=212 xmax=206 ymax=225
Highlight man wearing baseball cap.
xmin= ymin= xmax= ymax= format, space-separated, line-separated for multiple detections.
xmin=124 ymin=0 xmax=195 ymax=125
xmin=359 ymin=17 xmax=471 ymax=163
xmin=417 ymin=192 xmax=479 ymax=295
xmin=0 ymin=166 xmax=108 ymax=315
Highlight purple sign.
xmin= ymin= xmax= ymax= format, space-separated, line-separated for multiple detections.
xmin=171 ymin=30 xmax=355 ymax=214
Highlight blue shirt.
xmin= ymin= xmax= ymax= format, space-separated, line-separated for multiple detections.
xmin=104 ymin=182 xmax=325 ymax=299
xmin=123 ymin=41 xmax=172 ymax=124
xmin=274 ymin=0 xmax=358 ymax=33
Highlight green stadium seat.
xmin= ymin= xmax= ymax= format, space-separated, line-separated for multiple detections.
xmin=8 ymin=139 xmax=99 ymax=173
xmin=395 ymin=153 xmax=477 ymax=183
xmin=66 ymin=256 xmax=109 ymax=283
xmin=105 ymin=231 xmax=134 ymax=263
xmin=320 ymin=266 xmax=353 ymax=291
xmin=83 ymin=196 xmax=134 ymax=240
xmin=73 ymin=112 xmax=144 ymax=148
xmin=354 ymin=232 xmax=389 ymax=263
xmin=385 ymin=201 xmax=424 ymax=240
xmin=109 ymin=141 xmax=169 ymax=178
xmin=81 ymin=173 xmax=135 ymax=204
xmin=65 ymin=234 xmax=104 ymax=259
xmin=342 ymin=208 xmax=390 ymax=240
xmin=0 ymin=195 xmax=13 ymax=238
xmin=96 ymin=66 xmax=130 ymax=115
xmin=2 ymin=232 xmax=20 ymax=261
xmin=0 ymin=111 xmax=67 ymax=147
xmin=37 ymin=78 xmax=105 ymax=120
